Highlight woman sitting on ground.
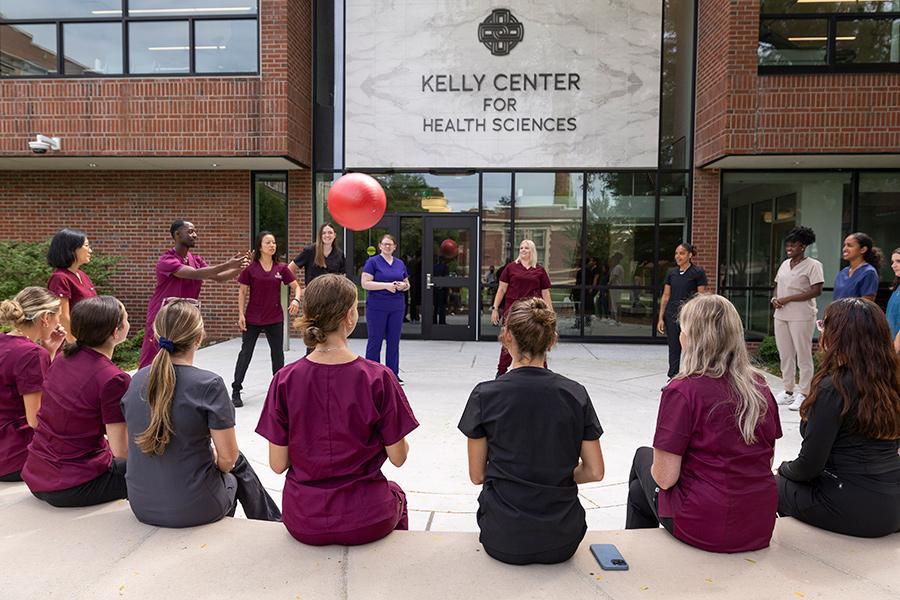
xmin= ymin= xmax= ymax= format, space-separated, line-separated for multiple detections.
xmin=626 ymin=294 xmax=782 ymax=553
xmin=777 ymin=298 xmax=900 ymax=538
xmin=23 ymin=296 xmax=132 ymax=507
xmin=458 ymin=297 xmax=605 ymax=565
xmin=122 ymin=299 xmax=281 ymax=527
xmin=0 ymin=288 xmax=66 ymax=482
xmin=256 ymin=274 xmax=418 ymax=545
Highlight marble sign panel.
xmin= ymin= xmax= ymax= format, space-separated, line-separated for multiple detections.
xmin=345 ymin=0 xmax=661 ymax=169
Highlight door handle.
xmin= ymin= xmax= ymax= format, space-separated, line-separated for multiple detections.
xmin=426 ymin=273 xmax=434 ymax=289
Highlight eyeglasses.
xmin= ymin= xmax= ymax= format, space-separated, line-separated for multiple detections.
xmin=163 ymin=297 xmax=201 ymax=309
xmin=815 ymin=319 xmax=825 ymax=333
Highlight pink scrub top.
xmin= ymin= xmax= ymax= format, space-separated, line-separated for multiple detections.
xmin=256 ymin=357 xmax=418 ymax=540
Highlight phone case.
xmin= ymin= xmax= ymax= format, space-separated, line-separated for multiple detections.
xmin=590 ymin=544 xmax=629 ymax=571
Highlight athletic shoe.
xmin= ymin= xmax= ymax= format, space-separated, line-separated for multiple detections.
xmin=788 ymin=392 xmax=806 ymax=411
xmin=232 ymin=389 xmax=243 ymax=408
xmin=775 ymin=390 xmax=795 ymax=405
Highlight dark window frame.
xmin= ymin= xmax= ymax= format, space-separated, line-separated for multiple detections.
xmin=759 ymin=11 xmax=900 ymax=74
xmin=0 ymin=2 xmax=259 ymax=78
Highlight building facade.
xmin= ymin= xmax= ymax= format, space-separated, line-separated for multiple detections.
xmin=2 ymin=1 xmax=898 ymax=344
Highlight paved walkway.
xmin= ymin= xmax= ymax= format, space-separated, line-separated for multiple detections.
xmin=195 ymin=338 xmax=802 ymax=531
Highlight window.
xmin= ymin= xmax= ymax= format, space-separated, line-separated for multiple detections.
xmin=0 ymin=0 xmax=259 ymax=77
xmin=857 ymin=173 xmax=900 ymax=304
xmin=253 ymin=172 xmax=289 ymax=263
xmin=760 ymin=1 xmax=900 ymax=72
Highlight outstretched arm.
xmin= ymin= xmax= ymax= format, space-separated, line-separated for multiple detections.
xmin=174 ymin=253 xmax=249 ymax=281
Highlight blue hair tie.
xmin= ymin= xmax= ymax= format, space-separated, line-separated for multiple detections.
xmin=158 ymin=337 xmax=175 ymax=353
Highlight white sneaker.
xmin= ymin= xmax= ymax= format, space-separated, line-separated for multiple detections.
xmin=775 ymin=390 xmax=795 ymax=405
xmin=788 ymin=393 xmax=806 ymax=411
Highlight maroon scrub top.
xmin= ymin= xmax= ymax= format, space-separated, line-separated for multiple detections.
xmin=237 ymin=261 xmax=296 ymax=326
xmin=499 ymin=262 xmax=551 ymax=315
xmin=22 ymin=347 xmax=130 ymax=492
xmin=654 ymin=376 xmax=782 ymax=553
xmin=47 ymin=268 xmax=97 ymax=307
xmin=0 ymin=334 xmax=49 ymax=476
xmin=256 ymin=357 xmax=419 ymax=540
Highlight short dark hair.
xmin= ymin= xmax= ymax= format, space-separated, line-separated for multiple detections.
xmin=63 ymin=296 xmax=126 ymax=357
xmin=785 ymin=226 xmax=816 ymax=246
xmin=47 ymin=228 xmax=87 ymax=269
xmin=170 ymin=220 xmax=188 ymax=238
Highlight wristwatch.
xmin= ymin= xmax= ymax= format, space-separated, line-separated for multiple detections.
xmin=291 ymin=298 xmax=301 ymax=305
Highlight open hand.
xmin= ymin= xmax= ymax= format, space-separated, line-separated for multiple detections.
xmin=238 ymin=314 xmax=247 ymax=332
xmin=288 ymin=302 xmax=300 ymax=317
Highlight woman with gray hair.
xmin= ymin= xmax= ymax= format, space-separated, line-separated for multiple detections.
xmin=626 ymin=294 xmax=782 ymax=553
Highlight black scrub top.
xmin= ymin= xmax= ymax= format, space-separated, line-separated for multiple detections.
xmin=664 ymin=264 xmax=707 ymax=317
xmin=292 ymin=244 xmax=346 ymax=286
xmin=458 ymin=367 xmax=603 ymax=556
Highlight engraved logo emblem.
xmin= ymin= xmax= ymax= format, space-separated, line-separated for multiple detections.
xmin=478 ymin=9 xmax=524 ymax=56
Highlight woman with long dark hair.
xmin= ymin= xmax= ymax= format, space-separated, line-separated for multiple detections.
xmin=47 ymin=228 xmax=97 ymax=342
xmin=257 ymin=274 xmax=418 ymax=545
xmin=231 ymin=231 xmax=301 ymax=407
xmin=122 ymin=299 xmax=280 ymax=527
xmin=0 ymin=288 xmax=65 ymax=482
xmin=23 ymin=296 xmax=132 ymax=507
xmin=657 ymin=242 xmax=708 ymax=380
xmin=887 ymin=248 xmax=900 ymax=354
xmin=777 ymin=298 xmax=900 ymax=538
xmin=832 ymin=232 xmax=882 ymax=301
xmin=460 ymin=297 xmax=604 ymax=565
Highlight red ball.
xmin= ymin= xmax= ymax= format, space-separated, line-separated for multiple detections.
xmin=327 ymin=173 xmax=387 ymax=231
xmin=440 ymin=238 xmax=459 ymax=259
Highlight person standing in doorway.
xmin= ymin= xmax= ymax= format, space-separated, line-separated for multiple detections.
xmin=888 ymin=248 xmax=900 ymax=354
xmin=657 ymin=243 xmax=708 ymax=380
xmin=46 ymin=228 xmax=97 ymax=342
xmin=490 ymin=240 xmax=553 ymax=377
xmin=832 ymin=232 xmax=882 ymax=301
xmin=231 ymin=232 xmax=301 ymax=408
xmin=361 ymin=235 xmax=410 ymax=381
xmin=607 ymin=252 xmax=625 ymax=325
xmin=771 ymin=227 xmax=824 ymax=411
xmin=138 ymin=220 xmax=248 ymax=369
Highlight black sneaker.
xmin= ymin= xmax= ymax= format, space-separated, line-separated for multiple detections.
xmin=232 ymin=389 xmax=243 ymax=408
xmin=397 ymin=378 xmax=405 ymax=385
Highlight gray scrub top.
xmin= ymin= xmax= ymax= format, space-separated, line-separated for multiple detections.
xmin=122 ymin=365 xmax=237 ymax=528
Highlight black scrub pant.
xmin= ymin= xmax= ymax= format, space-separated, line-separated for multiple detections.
xmin=232 ymin=321 xmax=284 ymax=392
xmin=777 ymin=473 xmax=900 ymax=538
xmin=484 ymin=536 xmax=583 ymax=566
xmin=664 ymin=313 xmax=682 ymax=379
xmin=0 ymin=470 xmax=22 ymax=482
xmin=225 ymin=453 xmax=282 ymax=522
xmin=625 ymin=446 xmax=674 ymax=532
xmin=32 ymin=458 xmax=127 ymax=507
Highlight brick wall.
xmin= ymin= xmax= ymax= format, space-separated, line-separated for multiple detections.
xmin=0 ymin=169 xmax=312 ymax=342
xmin=0 ymin=0 xmax=312 ymax=165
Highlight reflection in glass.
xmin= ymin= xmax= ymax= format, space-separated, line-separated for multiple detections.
xmin=63 ymin=23 xmax=123 ymax=75
xmin=127 ymin=0 xmax=257 ymax=16
xmin=129 ymin=21 xmax=189 ymax=74
xmin=353 ymin=226 xmax=389 ymax=326
xmin=481 ymin=172 xmax=512 ymax=339
xmin=400 ymin=217 xmax=422 ymax=335
xmin=658 ymin=173 xmax=689 ymax=284
xmin=195 ymin=20 xmax=258 ymax=73
xmin=858 ymin=172 xmax=900 ymax=290
xmin=254 ymin=173 xmax=288 ymax=262
xmin=836 ymin=19 xmax=900 ymax=64
xmin=660 ymin=0 xmax=696 ymax=169
xmin=431 ymin=228 xmax=471 ymax=326
xmin=0 ymin=0 xmax=121 ymax=19
xmin=373 ymin=173 xmax=478 ymax=214
xmin=759 ymin=19 xmax=828 ymax=66
xmin=761 ymin=0 xmax=898 ymax=14
xmin=0 ymin=24 xmax=57 ymax=76
xmin=514 ymin=173 xmax=583 ymax=285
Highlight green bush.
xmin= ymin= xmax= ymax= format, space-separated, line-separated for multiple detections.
xmin=112 ymin=328 xmax=143 ymax=372
xmin=756 ymin=335 xmax=780 ymax=373
xmin=0 ymin=239 xmax=119 ymax=300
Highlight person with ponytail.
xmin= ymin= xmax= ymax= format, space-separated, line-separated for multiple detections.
xmin=22 ymin=296 xmax=131 ymax=507
xmin=832 ymin=232 xmax=882 ymax=301
xmin=121 ymin=299 xmax=280 ymax=527
xmin=458 ymin=297 xmax=604 ymax=565
xmin=256 ymin=274 xmax=418 ymax=545
xmin=777 ymin=298 xmax=900 ymax=538
xmin=627 ymin=294 xmax=782 ymax=553
xmin=0 ymin=288 xmax=65 ymax=482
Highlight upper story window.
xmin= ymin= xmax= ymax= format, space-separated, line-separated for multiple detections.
xmin=759 ymin=0 xmax=900 ymax=73
xmin=0 ymin=0 xmax=259 ymax=77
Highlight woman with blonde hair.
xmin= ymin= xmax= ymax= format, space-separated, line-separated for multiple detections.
xmin=489 ymin=240 xmax=553 ymax=377
xmin=460 ymin=297 xmax=604 ymax=565
xmin=121 ymin=299 xmax=280 ymax=527
xmin=627 ymin=294 xmax=782 ymax=553
xmin=23 ymin=296 xmax=131 ymax=507
xmin=257 ymin=274 xmax=418 ymax=545
xmin=777 ymin=298 xmax=900 ymax=538
xmin=0 ymin=287 xmax=66 ymax=481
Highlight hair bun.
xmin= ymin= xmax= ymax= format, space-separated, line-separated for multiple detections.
xmin=0 ymin=300 xmax=25 ymax=326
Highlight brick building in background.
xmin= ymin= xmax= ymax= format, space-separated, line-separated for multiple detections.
xmin=2 ymin=0 xmax=899 ymax=344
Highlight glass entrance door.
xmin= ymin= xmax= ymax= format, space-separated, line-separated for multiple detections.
xmin=422 ymin=215 xmax=479 ymax=340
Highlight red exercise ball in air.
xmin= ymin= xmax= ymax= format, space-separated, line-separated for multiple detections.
xmin=440 ymin=238 xmax=459 ymax=259
xmin=327 ymin=173 xmax=387 ymax=231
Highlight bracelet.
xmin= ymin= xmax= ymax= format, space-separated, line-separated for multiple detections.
xmin=291 ymin=298 xmax=301 ymax=304
xmin=491 ymin=306 xmax=498 ymax=311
